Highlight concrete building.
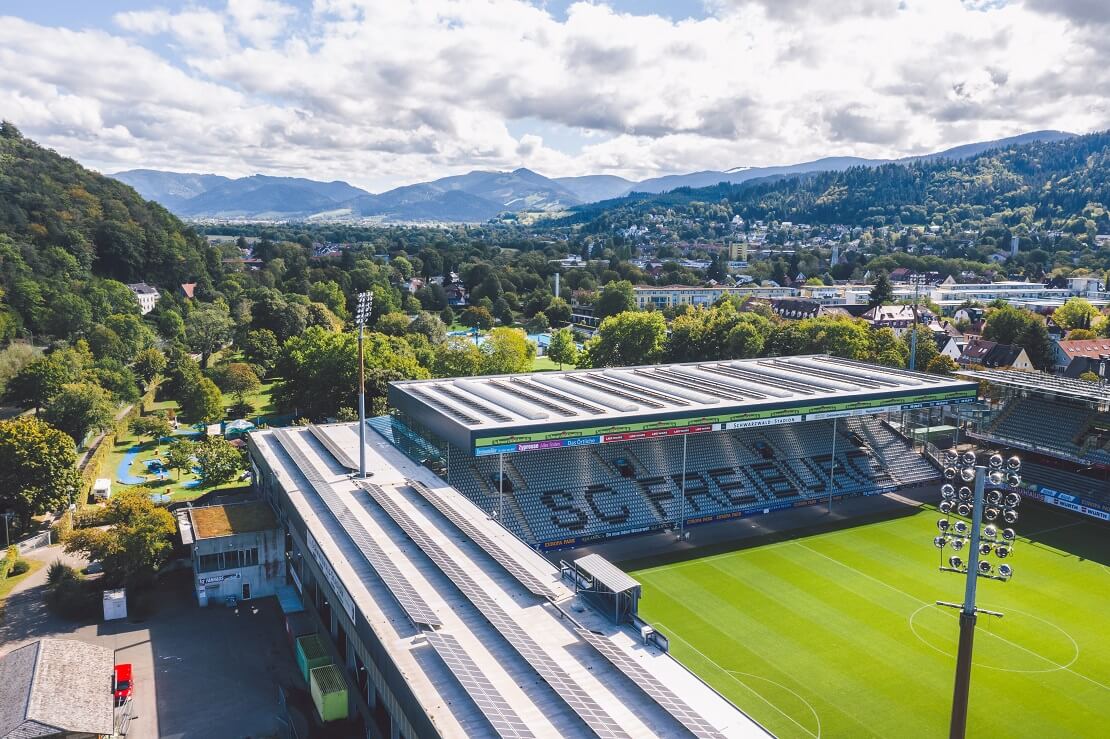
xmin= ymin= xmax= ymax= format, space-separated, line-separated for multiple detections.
xmin=125 ymin=282 xmax=160 ymax=315
xmin=634 ymin=284 xmax=796 ymax=309
xmin=247 ymin=423 xmax=768 ymax=739
xmin=177 ymin=501 xmax=284 ymax=606
xmin=0 ymin=639 xmax=115 ymax=739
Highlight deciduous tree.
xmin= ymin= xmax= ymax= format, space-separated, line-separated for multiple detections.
xmin=0 ymin=416 xmax=81 ymax=530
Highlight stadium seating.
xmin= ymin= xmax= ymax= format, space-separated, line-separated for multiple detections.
xmin=439 ymin=416 xmax=940 ymax=547
xmin=1020 ymin=459 xmax=1109 ymax=503
xmin=984 ymin=396 xmax=1099 ymax=461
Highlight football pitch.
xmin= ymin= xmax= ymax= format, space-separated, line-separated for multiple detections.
xmin=629 ymin=503 xmax=1110 ymax=738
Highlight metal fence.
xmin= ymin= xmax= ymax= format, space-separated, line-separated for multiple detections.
xmin=16 ymin=531 xmax=51 ymax=555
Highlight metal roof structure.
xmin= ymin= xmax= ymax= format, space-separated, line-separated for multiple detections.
xmin=574 ymin=554 xmax=641 ymax=594
xmin=250 ymin=423 xmax=770 ymax=738
xmin=957 ymin=368 xmax=1110 ymax=405
xmin=390 ymin=355 xmax=978 ymax=456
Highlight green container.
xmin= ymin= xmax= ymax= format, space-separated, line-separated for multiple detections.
xmin=295 ymin=634 xmax=329 ymax=683
xmin=310 ymin=663 xmax=349 ymax=722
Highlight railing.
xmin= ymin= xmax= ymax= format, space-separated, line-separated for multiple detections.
xmin=16 ymin=531 xmax=51 ymax=555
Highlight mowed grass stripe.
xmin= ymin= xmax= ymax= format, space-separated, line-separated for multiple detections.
xmin=632 ymin=507 xmax=1110 ymax=738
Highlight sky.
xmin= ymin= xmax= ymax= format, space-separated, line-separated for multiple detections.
xmin=1 ymin=0 xmax=1109 ymax=192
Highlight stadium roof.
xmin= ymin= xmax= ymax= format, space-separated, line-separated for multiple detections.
xmin=956 ymin=368 xmax=1110 ymax=404
xmin=390 ymin=355 xmax=978 ymax=456
xmin=249 ymin=423 xmax=768 ymax=737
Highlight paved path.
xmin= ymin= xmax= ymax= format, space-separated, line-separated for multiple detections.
xmin=1 ymin=545 xmax=292 ymax=738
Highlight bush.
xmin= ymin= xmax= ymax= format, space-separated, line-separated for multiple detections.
xmin=0 ymin=545 xmax=18 ymax=579
xmin=44 ymin=562 xmax=100 ymax=620
xmin=74 ymin=506 xmax=112 ymax=529
xmin=9 ymin=559 xmax=29 ymax=576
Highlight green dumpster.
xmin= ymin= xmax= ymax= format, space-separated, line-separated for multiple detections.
xmin=295 ymin=634 xmax=329 ymax=683
xmin=310 ymin=663 xmax=349 ymax=722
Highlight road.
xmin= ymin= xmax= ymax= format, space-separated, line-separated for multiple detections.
xmin=1 ymin=544 xmax=293 ymax=738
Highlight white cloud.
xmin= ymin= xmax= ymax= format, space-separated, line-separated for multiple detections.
xmin=0 ymin=0 xmax=1108 ymax=191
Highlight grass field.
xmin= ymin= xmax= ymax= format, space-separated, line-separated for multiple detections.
xmin=630 ymin=503 xmax=1110 ymax=738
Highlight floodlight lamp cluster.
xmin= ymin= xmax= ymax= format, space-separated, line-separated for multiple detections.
xmin=354 ymin=291 xmax=374 ymax=327
xmin=933 ymin=449 xmax=1021 ymax=581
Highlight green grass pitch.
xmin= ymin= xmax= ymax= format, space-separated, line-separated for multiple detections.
xmin=630 ymin=503 xmax=1110 ymax=738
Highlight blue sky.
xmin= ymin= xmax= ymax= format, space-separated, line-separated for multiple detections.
xmin=0 ymin=1 xmax=1104 ymax=190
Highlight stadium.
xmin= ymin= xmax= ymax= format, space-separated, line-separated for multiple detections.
xmin=248 ymin=355 xmax=1109 ymax=738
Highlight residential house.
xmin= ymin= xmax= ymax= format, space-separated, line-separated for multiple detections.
xmin=126 ymin=282 xmax=161 ymax=315
xmin=957 ymin=338 xmax=1034 ymax=370
xmin=1053 ymin=338 xmax=1110 ymax=373
xmin=861 ymin=304 xmax=937 ymax=336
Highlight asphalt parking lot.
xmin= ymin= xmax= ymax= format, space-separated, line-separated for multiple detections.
xmin=1 ymin=548 xmax=298 ymax=738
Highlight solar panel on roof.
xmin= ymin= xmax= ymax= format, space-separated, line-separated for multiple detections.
xmin=273 ymin=430 xmax=442 ymax=629
xmin=425 ymin=632 xmax=535 ymax=739
xmin=307 ymin=425 xmax=359 ymax=470
xmin=402 ymin=478 xmax=558 ymax=600
xmin=359 ymin=483 xmax=632 ymax=739
xmin=575 ymin=629 xmax=726 ymax=739
xmin=409 ymin=388 xmax=481 ymax=425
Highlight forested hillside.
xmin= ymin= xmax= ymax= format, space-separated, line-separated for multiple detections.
xmin=563 ymin=131 xmax=1110 ymax=233
xmin=0 ymin=122 xmax=219 ymax=341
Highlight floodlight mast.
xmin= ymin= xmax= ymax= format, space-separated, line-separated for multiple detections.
xmin=949 ymin=464 xmax=985 ymax=739
xmin=355 ymin=291 xmax=373 ymax=478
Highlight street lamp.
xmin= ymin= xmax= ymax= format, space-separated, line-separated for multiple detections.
xmin=934 ymin=449 xmax=1021 ymax=739
xmin=354 ymin=291 xmax=374 ymax=479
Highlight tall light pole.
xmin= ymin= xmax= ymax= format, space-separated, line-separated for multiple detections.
xmin=354 ymin=291 xmax=373 ymax=479
xmin=935 ymin=450 xmax=1022 ymax=739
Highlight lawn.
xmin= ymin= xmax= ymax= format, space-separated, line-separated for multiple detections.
xmin=531 ymin=355 xmax=574 ymax=372
xmin=0 ymin=558 xmax=43 ymax=622
xmin=630 ymin=503 xmax=1110 ymax=738
xmin=104 ymin=425 xmax=248 ymax=503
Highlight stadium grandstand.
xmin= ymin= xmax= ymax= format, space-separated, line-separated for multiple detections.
xmin=959 ymin=368 xmax=1110 ymax=521
xmin=249 ymin=423 xmax=769 ymax=738
xmin=384 ymin=355 xmax=975 ymax=550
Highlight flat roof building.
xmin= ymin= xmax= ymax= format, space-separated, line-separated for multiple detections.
xmin=248 ymin=423 xmax=771 ymax=738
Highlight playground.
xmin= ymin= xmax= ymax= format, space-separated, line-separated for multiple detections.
xmin=107 ymin=425 xmax=247 ymax=504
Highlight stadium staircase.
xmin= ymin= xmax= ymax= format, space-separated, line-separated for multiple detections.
xmin=448 ymin=417 xmax=939 ymax=548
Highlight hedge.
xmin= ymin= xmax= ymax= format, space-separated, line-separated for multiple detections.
xmin=0 ymin=545 xmax=18 ymax=579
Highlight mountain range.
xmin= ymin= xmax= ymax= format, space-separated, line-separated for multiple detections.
xmin=111 ymin=130 xmax=1075 ymax=222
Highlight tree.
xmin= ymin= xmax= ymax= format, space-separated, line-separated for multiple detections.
xmin=240 ymin=328 xmax=280 ymax=375
xmin=983 ymin=305 xmax=1055 ymax=370
xmin=157 ymin=310 xmax=185 ymax=342
xmin=132 ymin=348 xmax=167 ymax=385
xmin=164 ymin=439 xmax=197 ymax=480
xmin=594 ymin=280 xmax=636 ymax=320
xmin=130 ymin=414 xmax=172 ymax=445
xmin=186 ymin=303 xmax=234 ymax=367
xmin=42 ymin=382 xmax=115 ymax=444
xmin=274 ymin=327 xmax=428 ymax=418
xmin=181 ymin=376 xmax=225 ymax=423
xmin=460 ymin=306 xmax=494 ymax=330
xmin=220 ymin=363 xmax=261 ymax=405
xmin=195 ymin=437 xmax=243 ymax=486
xmin=433 ymin=337 xmax=483 ymax=378
xmin=63 ymin=490 xmax=176 ymax=587
xmin=1079 ymin=371 xmax=1100 ymax=382
xmin=407 ymin=311 xmax=447 ymax=345
xmin=0 ymin=343 xmax=40 ymax=397
xmin=927 ymin=355 xmax=959 ymax=375
xmin=0 ymin=416 xmax=81 ymax=531
xmin=902 ymin=325 xmax=939 ymax=371
xmin=308 ymin=280 xmax=349 ymax=320
xmin=868 ymin=271 xmax=894 ymax=307
xmin=524 ymin=312 xmax=550 ymax=334
xmin=547 ymin=328 xmax=578 ymax=369
xmin=1052 ymin=298 xmax=1099 ymax=332
xmin=726 ymin=322 xmax=764 ymax=359
xmin=544 ymin=297 xmax=573 ymax=327
xmin=3 ymin=355 xmax=72 ymax=412
xmin=1067 ymin=329 xmax=1097 ymax=340
xmin=376 ymin=312 xmax=411 ymax=336
xmin=579 ymin=312 xmax=666 ymax=368
xmin=480 ymin=328 xmax=536 ymax=375
xmin=439 ymin=306 xmax=455 ymax=327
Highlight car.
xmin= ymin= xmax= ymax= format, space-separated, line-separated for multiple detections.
xmin=113 ymin=663 xmax=133 ymax=705
xmin=82 ymin=561 xmax=103 ymax=575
